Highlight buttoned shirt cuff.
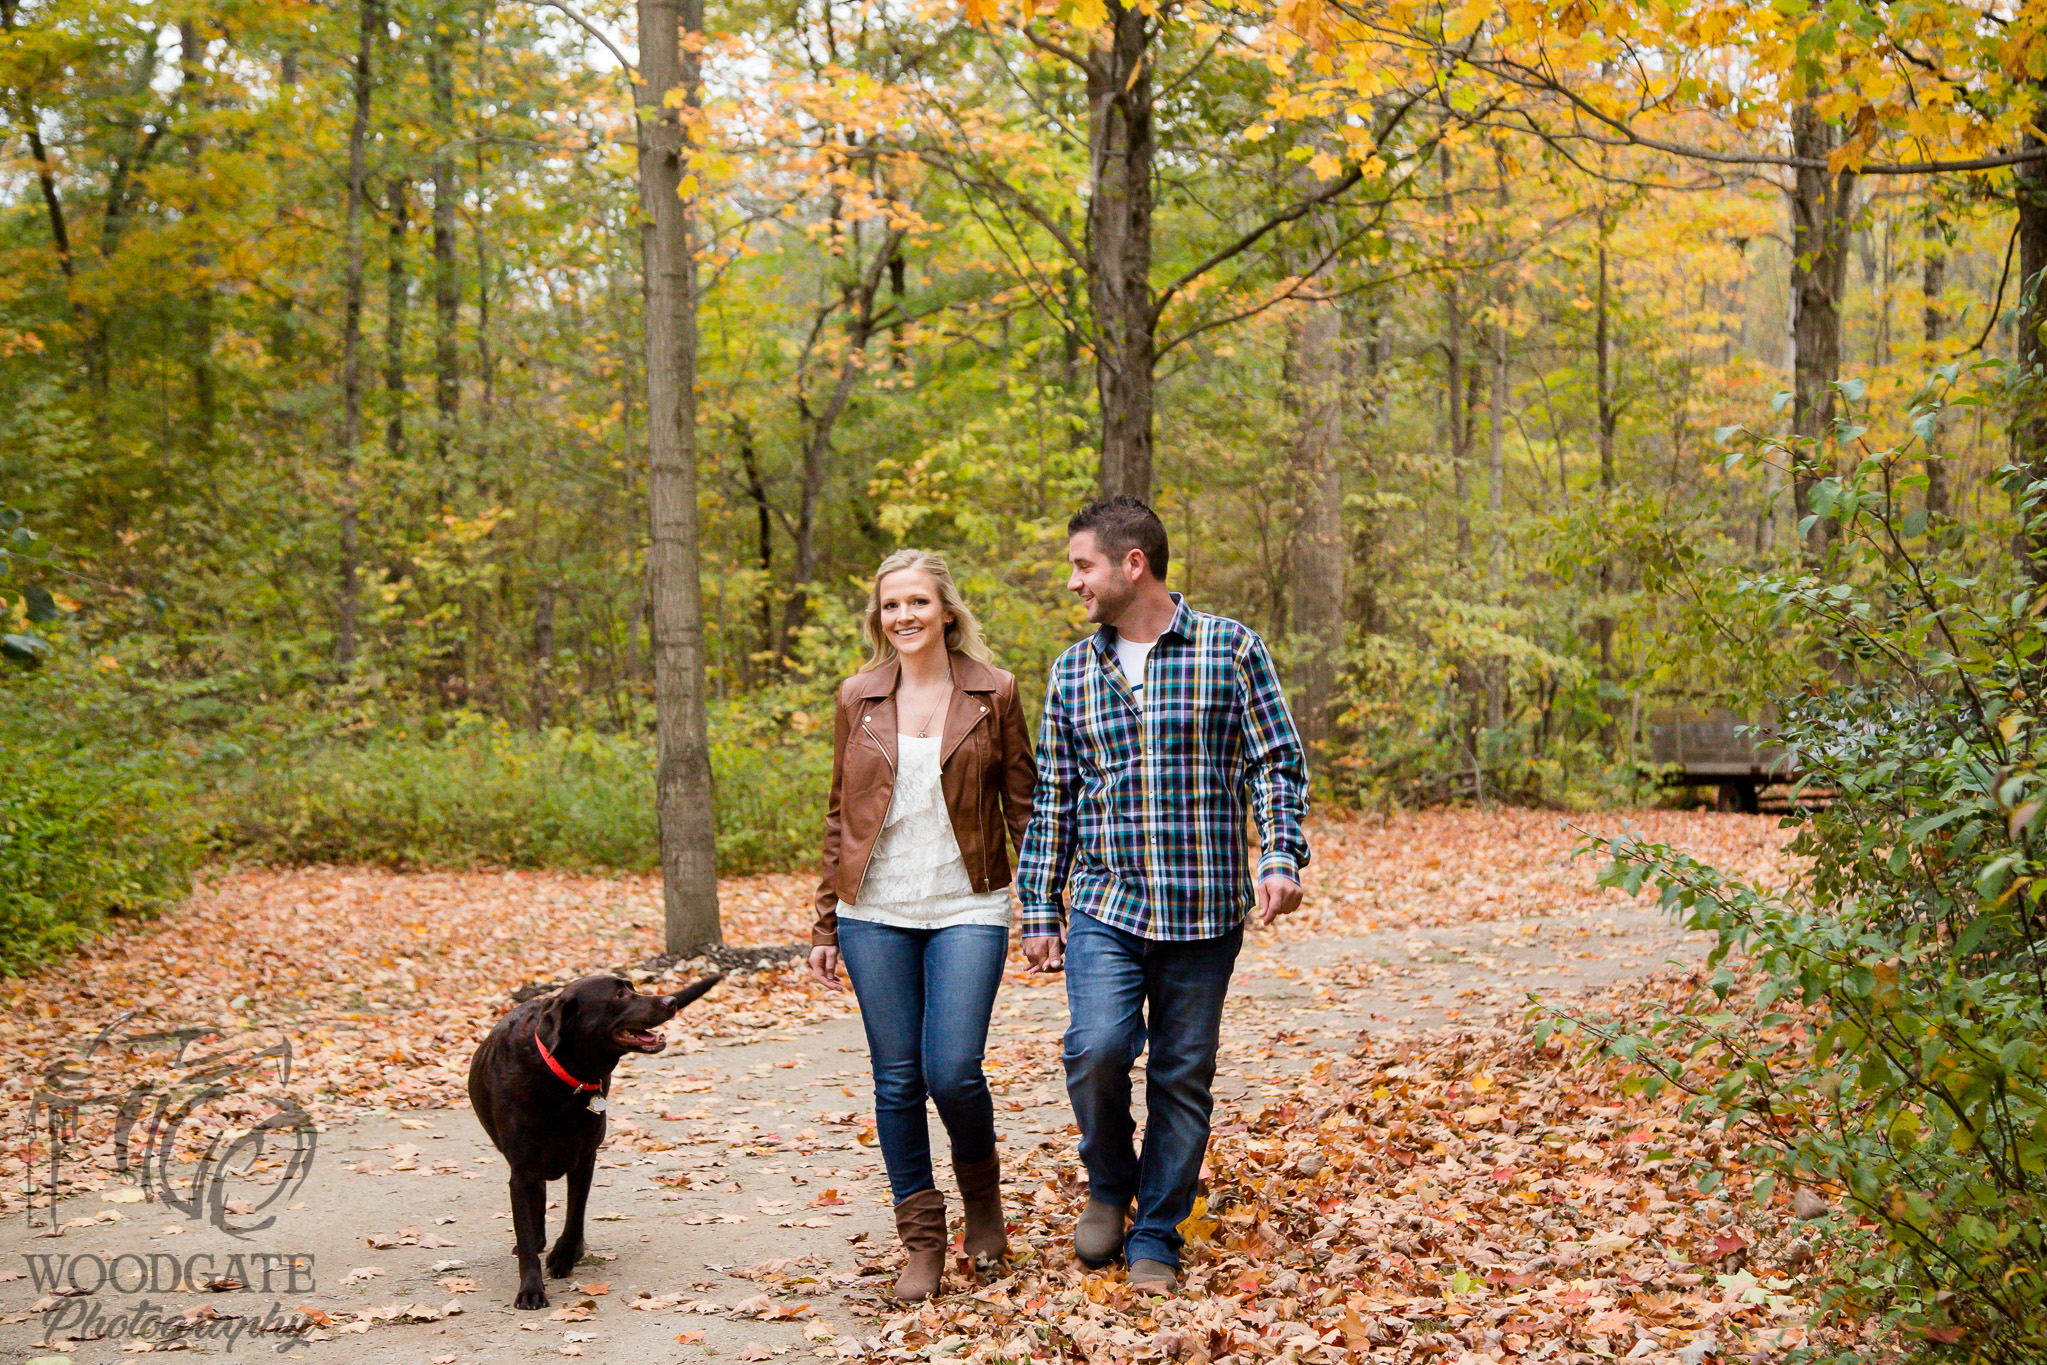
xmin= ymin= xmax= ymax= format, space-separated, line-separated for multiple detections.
xmin=1020 ymin=906 xmax=1065 ymax=940
xmin=1257 ymin=850 xmax=1301 ymax=884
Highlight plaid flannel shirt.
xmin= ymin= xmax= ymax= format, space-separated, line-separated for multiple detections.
xmin=1016 ymin=594 xmax=1310 ymax=942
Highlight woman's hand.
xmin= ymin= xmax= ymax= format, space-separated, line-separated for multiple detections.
xmin=809 ymin=945 xmax=844 ymax=991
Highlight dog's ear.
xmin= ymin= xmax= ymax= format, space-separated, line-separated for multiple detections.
xmin=671 ymin=974 xmax=724 ymax=1010
xmin=538 ymin=991 xmax=576 ymax=1047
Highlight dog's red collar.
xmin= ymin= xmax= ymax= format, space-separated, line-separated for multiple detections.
xmin=534 ymin=1025 xmax=601 ymax=1093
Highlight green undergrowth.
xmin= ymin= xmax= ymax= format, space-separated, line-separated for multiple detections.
xmin=0 ymin=675 xmax=201 ymax=974
xmin=209 ymin=713 xmax=831 ymax=877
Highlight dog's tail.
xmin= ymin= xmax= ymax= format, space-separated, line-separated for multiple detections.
xmin=670 ymin=973 xmax=725 ymax=1009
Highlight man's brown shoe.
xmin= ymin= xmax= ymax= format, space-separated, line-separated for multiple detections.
xmin=1129 ymin=1259 xmax=1179 ymax=1294
xmin=1074 ymin=1196 xmax=1130 ymax=1267
xmin=892 ymin=1188 xmax=948 ymax=1301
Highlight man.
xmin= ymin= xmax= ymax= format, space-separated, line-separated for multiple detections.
xmin=1016 ymin=496 xmax=1310 ymax=1294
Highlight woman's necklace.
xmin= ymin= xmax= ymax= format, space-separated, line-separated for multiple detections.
xmin=909 ymin=669 xmax=954 ymax=738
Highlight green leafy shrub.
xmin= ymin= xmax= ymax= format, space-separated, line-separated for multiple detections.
xmin=0 ymin=679 xmax=200 ymax=973
xmin=211 ymin=706 xmax=831 ymax=877
xmin=0 ymin=507 xmax=200 ymax=973
xmin=1567 ymin=368 xmax=2047 ymax=1361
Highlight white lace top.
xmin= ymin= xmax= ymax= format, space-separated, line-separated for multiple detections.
xmin=838 ymin=735 xmax=1013 ymax=931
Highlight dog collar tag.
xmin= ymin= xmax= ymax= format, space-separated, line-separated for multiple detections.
xmin=587 ymin=1094 xmax=607 ymax=1114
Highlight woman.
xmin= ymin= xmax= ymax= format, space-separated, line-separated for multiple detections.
xmin=809 ymin=549 xmax=1036 ymax=1301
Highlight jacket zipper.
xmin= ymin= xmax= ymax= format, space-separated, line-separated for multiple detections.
xmin=946 ymin=702 xmax=993 ymax=890
xmin=850 ymin=718 xmax=896 ymax=907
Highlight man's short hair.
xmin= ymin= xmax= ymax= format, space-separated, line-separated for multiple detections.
xmin=1069 ymin=496 xmax=1169 ymax=581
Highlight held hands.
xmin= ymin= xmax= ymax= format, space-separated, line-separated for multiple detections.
xmin=808 ymin=945 xmax=844 ymax=991
xmin=1256 ymin=874 xmax=1303 ymax=926
xmin=1022 ymin=924 xmax=1067 ymax=974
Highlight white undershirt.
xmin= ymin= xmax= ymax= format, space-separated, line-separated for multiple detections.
xmin=838 ymin=735 xmax=1013 ymax=931
xmin=1114 ymin=635 xmax=1156 ymax=710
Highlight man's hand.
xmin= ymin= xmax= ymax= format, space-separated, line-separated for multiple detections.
xmin=1256 ymin=874 xmax=1303 ymax=926
xmin=808 ymin=945 xmax=843 ymax=991
xmin=1022 ymin=927 xmax=1067 ymax=974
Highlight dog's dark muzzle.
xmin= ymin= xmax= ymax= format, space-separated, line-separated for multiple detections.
xmin=608 ymin=975 xmax=722 ymax=1054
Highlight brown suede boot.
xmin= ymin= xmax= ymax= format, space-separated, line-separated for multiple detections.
xmin=954 ymin=1153 xmax=1010 ymax=1269
xmin=892 ymin=1188 xmax=948 ymax=1302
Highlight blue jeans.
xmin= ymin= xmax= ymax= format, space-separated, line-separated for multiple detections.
xmin=1063 ymin=909 xmax=1242 ymax=1270
xmin=836 ymin=919 xmax=1008 ymax=1203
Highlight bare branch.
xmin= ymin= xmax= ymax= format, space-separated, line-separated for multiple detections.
xmin=1460 ymin=48 xmax=2047 ymax=175
xmin=914 ymin=144 xmax=1086 ymax=267
xmin=523 ymin=0 xmax=640 ymax=79
xmin=1016 ymin=23 xmax=1099 ymax=78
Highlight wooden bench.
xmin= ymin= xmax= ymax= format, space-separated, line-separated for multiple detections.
xmin=1645 ymin=708 xmax=1796 ymax=813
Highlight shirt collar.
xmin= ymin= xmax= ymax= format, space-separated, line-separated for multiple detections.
xmin=1091 ymin=593 xmax=1195 ymax=662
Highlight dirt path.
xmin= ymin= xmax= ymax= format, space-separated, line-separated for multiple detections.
xmin=0 ymin=811 xmax=1792 ymax=1363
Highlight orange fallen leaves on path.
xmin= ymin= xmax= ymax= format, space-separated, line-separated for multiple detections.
xmin=0 ymin=806 xmax=1840 ymax=1362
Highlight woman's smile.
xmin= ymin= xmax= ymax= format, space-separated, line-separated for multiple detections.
xmin=877 ymin=569 xmax=951 ymax=655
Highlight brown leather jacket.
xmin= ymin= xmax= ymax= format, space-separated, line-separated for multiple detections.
xmin=812 ymin=653 xmax=1036 ymax=948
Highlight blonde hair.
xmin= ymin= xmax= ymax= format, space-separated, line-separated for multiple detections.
xmin=860 ymin=550 xmax=994 ymax=670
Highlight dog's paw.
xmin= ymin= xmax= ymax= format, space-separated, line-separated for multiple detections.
xmin=545 ymin=1246 xmax=582 ymax=1279
xmin=515 ymin=1284 xmax=549 ymax=1310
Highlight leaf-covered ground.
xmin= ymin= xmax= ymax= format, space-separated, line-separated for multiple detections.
xmin=1 ymin=809 xmax=1835 ymax=1362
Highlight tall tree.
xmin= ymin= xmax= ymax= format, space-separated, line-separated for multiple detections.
xmin=2020 ymin=105 xmax=2047 ymax=576
xmin=1288 ymin=217 xmax=1343 ymax=762
xmin=1082 ymin=0 xmax=1155 ymax=501
xmin=1788 ymin=103 xmax=1854 ymax=562
xmin=384 ymin=181 xmax=409 ymax=459
xmin=1482 ymin=149 xmax=1510 ymax=729
xmin=337 ymin=0 xmax=381 ymax=668
xmin=933 ymin=6 xmax=1422 ymax=505
xmin=638 ymin=0 xmax=721 ymax=952
xmin=774 ymin=226 xmax=909 ymax=664
xmin=1593 ymin=207 xmax=1617 ymax=685
xmin=429 ymin=9 xmax=461 ymax=468
xmin=1923 ymin=217 xmax=1947 ymax=518
xmin=1442 ymin=149 xmax=1472 ymax=568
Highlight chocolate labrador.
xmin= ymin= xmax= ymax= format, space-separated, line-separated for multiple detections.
xmin=468 ymin=971 xmax=722 ymax=1308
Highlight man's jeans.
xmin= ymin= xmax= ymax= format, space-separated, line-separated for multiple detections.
xmin=1063 ymin=909 xmax=1243 ymax=1269
xmin=837 ymin=918 xmax=1008 ymax=1203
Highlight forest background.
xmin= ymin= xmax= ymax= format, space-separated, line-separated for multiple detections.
xmin=4 ymin=0 xmax=2047 ymax=958
xmin=13 ymin=0 xmax=2047 ymax=1352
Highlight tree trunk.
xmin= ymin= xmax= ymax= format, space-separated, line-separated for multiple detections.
xmin=384 ymin=180 xmax=409 ymax=459
xmin=1923 ymin=218 xmax=1948 ymax=518
xmin=1349 ymin=303 xmax=1386 ymax=633
xmin=475 ymin=149 xmax=495 ymax=453
xmin=1595 ymin=240 xmax=1616 ymax=492
xmin=1485 ymin=234 xmax=1508 ymax=731
xmin=733 ymin=417 xmax=776 ymax=673
xmin=2021 ymin=110 xmax=2047 ymax=574
xmin=1594 ymin=228 xmax=1617 ymax=742
xmin=337 ymin=0 xmax=378 ymax=669
xmin=1789 ymin=103 xmax=1855 ymax=562
xmin=178 ymin=21 xmax=215 ymax=457
xmin=638 ymin=0 xmax=721 ymax=952
xmin=774 ymin=228 xmax=905 ymax=663
xmin=1445 ymin=279 xmax=1471 ymax=568
xmin=430 ymin=20 xmax=460 ymax=466
xmin=1288 ymin=244 xmax=1343 ymax=765
xmin=532 ymin=579 xmax=556 ymax=729
xmin=1086 ymin=0 xmax=1155 ymax=503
